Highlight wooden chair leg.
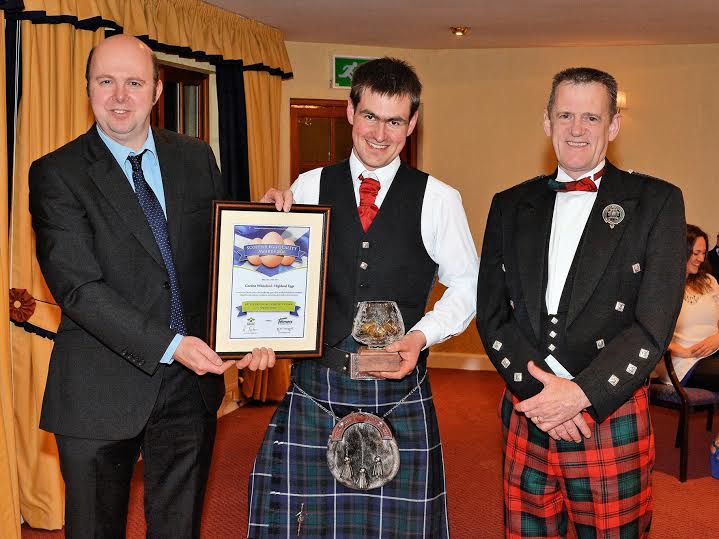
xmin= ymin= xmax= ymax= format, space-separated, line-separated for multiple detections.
xmin=708 ymin=405 xmax=715 ymax=432
xmin=680 ymin=406 xmax=689 ymax=483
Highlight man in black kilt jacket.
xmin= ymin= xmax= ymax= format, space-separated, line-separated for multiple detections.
xmin=476 ymin=67 xmax=686 ymax=538
xmin=252 ymin=58 xmax=479 ymax=537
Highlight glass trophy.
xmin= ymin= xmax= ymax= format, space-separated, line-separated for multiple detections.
xmin=350 ymin=301 xmax=404 ymax=380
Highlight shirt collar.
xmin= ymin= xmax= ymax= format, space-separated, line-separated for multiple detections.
xmin=96 ymin=124 xmax=157 ymax=167
xmin=349 ymin=150 xmax=401 ymax=187
xmin=556 ymin=159 xmax=605 ymax=188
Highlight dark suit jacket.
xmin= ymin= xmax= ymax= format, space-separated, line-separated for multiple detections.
xmin=476 ymin=161 xmax=686 ymax=421
xmin=29 ymin=126 xmax=225 ymax=439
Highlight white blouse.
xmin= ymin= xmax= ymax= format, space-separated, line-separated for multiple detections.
xmin=657 ymin=274 xmax=719 ymax=383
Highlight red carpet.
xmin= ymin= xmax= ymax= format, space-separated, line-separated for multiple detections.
xmin=22 ymin=369 xmax=719 ymax=538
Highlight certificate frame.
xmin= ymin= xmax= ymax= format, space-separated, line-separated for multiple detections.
xmin=207 ymin=202 xmax=331 ymax=359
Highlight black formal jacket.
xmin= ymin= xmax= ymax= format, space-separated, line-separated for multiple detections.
xmin=476 ymin=161 xmax=686 ymax=421
xmin=29 ymin=126 xmax=225 ymax=439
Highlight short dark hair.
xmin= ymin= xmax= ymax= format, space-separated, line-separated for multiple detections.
xmin=686 ymin=224 xmax=712 ymax=293
xmin=547 ymin=67 xmax=619 ymax=118
xmin=350 ymin=57 xmax=422 ymax=118
xmin=84 ymin=42 xmax=160 ymax=95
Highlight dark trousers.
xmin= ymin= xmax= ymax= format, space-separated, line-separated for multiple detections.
xmin=684 ymin=351 xmax=719 ymax=391
xmin=56 ymin=363 xmax=216 ymax=539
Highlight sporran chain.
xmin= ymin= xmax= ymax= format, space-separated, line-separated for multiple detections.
xmin=292 ymin=368 xmax=428 ymax=421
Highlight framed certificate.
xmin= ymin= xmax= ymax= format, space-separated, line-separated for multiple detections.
xmin=207 ymin=202 xmax=331 ymax=359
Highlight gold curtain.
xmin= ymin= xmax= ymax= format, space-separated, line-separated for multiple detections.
xmin=240 ymin=70 xmax=291 ymax=402
xmin=10 ymin=22 xmax=101 ymax=529
xmin=0 ymin=18 xmax=21 ymax=539
xmin=23 ymin=0 xmax=291 ymax=74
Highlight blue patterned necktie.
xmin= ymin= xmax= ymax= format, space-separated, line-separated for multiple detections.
xmin=127 ymin=151 xmax=187 ymax=335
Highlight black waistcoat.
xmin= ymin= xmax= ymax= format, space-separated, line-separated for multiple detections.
xmin=540 ymin=218 xmax=593 ymax=375
xmin=319 ymin=160 xmax=438 ymax=347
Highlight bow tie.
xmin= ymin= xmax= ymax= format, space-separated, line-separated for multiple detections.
xmin=548 ymin=167 xmax=604 ymax=192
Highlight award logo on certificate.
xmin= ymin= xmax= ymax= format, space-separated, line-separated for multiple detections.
xmin=208 ymin=202 xmax=331 ymax=358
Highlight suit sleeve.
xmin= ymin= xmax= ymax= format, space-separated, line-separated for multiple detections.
xmin=573 ymin=186 xmax=686 ymax=421
xmin=476 ymin=194 xmax=545 ymax=399
xmin=29 ymin=157 xmax=176 ymax=375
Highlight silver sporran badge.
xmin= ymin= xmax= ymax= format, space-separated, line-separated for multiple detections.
xmin=327 ymin=411 xmax=400 ymax=490
xmin=602 ymin=204 xmax=625 ymax=229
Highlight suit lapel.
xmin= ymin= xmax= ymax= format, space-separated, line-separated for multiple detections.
xmin=515 ymin=176 xmax=555 ymax=340
xmin=84 ymin=127 xmax=165 ymax=269
xmin=567 ymin=162 xmax=639 ymax=326
xmin=153 ymin=128 xmax=186 ymax=259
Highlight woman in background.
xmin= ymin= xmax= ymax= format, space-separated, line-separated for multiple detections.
xmin=661 ymin=224 xmax=719 ymax=477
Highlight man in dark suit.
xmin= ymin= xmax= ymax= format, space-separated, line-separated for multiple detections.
xmin=476 ymin=67 xmax=685 ymax=538
xmin=29 ymin=34 xmax=273 ymax=538
xmin=708 ymin=232 xmax=719 ymax=279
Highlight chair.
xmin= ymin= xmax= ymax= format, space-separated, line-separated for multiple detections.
xmin=649 ymin=350 xmax=719 ymax=482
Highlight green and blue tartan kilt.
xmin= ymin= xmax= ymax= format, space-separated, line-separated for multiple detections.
xmin=501 ymin=386 xmax=654 ymax=539
xmin=247 ymin=360 xmax=450 ymax=538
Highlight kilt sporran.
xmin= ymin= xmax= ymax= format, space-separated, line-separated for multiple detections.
xmin=292 ymin=370 xmax=427 ymax=490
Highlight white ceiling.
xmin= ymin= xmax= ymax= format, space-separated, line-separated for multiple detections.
xmin=206 ymin=0 xmax=719 ymax=49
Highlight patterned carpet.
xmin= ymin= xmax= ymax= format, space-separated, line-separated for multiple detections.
xmin=22 ymin=369 xmax=719 ymax=538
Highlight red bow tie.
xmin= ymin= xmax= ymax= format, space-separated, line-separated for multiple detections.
xmin=548 ymin=167 xmax=604 ymax=192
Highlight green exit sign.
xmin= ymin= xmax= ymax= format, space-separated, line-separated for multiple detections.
xmin=333 ymin=55 xmax=375 ymax=88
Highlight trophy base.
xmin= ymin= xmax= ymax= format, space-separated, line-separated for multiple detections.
xmin=350 ymin=347 xmax=401 ymax=380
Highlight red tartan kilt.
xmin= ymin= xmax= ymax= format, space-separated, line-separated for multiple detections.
xmin=501 ymin=386 xmax=654 ymax=538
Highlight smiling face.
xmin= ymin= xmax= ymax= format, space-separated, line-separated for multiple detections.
xmin=347 ymin=90 xmax=418 ymax=171
xmin=88 ymin=35 xmax=162 ymax=151
xmin=544 ymin=81 xmax=620 ymax=180
xmin=687 ymin=236 xmax=707 ymax=275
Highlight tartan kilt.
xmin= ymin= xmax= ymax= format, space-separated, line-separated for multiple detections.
xmin=501 ymin=386 xmax=654 ymax=539
xmin=247 ymin=360 xmax=449 ymax=538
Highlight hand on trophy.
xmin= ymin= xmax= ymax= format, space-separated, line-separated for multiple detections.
xmin=351 ymin=301 xmax=407 ymax=379
xmin=372 ymin=330 xmax=427 ymax=380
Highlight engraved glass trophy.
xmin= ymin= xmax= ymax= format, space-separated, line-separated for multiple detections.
xmin=350 ymin=301 xmax=404 ymax=379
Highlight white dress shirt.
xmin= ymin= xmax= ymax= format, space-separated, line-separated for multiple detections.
xmin=291 ymin=150 xmax=479 ymax=348
xmin=543 ymin=160 xmax=605 ymax=378
xmin=545 ymin=160 xmax=605 ymax=314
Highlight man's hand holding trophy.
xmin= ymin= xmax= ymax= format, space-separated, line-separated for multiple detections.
xmin=350 ymin=301 xmax=426 ymax=380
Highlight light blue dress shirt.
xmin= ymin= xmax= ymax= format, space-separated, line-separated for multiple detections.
xmin=96 ymin=125 xmax=182 ymax=364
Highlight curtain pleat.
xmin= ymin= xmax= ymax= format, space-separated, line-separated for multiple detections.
xmin=0 ymin=15 xmax=21 ymax=539
xmin=244 ymin=70 xmax=281 ymax=202
xmin=9 ymin=22 xmax=101 ymax=529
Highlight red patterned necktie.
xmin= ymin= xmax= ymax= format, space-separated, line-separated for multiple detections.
xmin=358 ymin=174 xmax=381 ymax=232
xmin=548 ymin=167 xmax=604 ymax=192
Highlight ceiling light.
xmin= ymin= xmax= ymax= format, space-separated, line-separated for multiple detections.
xmin=450 ymin=26 xmax=470 ymax=37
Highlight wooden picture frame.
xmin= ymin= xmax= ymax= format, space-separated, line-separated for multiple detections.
xmin=208 ymin=202 xmax=331 ymax=358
